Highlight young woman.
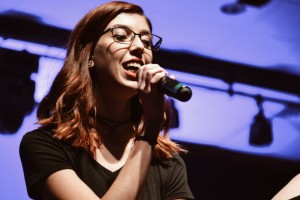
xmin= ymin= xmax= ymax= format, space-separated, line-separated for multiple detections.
xmin=20 ymin=1 xmax=194 ymax=199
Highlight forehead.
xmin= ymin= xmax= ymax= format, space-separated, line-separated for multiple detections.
xmin=105 ymin=13 xmax=150 ymax=33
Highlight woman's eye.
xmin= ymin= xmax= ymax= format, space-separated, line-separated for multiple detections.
xmin=114 ymin=34 xmax=128 ymax=41
xmin=142 ymin=40 xmax=151 ymax=47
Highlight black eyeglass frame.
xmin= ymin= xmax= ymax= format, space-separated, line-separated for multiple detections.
xmin=101 ymin=27 xmax=162 ymax=51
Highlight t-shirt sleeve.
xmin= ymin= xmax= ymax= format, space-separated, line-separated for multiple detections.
xmin=19 ymin=129 xmax=74 ymax=199
xmin=163 ymin=154 xmax=194 ymax=200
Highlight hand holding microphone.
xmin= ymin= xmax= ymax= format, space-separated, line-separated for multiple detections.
xmin=136 ymin=66 xmax=192 ymax=102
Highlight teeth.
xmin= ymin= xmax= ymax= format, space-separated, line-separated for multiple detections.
xmin=124 ymin=62 xmax=142 ymax=68
xmin=124 ymin=62 xmax=142 ymax=75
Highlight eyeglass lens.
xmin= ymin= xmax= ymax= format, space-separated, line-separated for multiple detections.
xmin=112 ymin=27 xmax=160 ymax=50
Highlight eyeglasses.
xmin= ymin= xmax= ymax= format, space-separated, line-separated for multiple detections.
xmin=102 ymin=27 xmax=162 ymax=51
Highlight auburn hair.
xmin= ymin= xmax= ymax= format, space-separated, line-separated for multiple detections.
xmin=37 ymin=1 xmax=186 ymax=159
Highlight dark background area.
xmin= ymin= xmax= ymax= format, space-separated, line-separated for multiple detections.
xmin=181 ymin=141 xmax=300 ymax=200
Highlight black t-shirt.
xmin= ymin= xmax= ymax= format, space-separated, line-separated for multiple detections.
xmin=19 ymin=129 xmax=194 ymax=200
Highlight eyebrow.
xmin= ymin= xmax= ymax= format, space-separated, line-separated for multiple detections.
xmin=112 ymin=24 xmax=151 ymax=34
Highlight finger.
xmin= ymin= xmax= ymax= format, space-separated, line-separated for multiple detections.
xmin=137 ymin=64 xmax=167 ymax=93
xmin=169 ymin=74 xmax=176 ymax=80
xmin=150 ymin=71 xmax=168 ymax=84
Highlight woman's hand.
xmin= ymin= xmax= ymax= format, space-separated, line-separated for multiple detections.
xmin=136 ymin=64 xmax=167 ymax=137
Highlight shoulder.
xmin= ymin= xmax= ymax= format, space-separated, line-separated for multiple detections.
xmin=19 ymin=128 xmax=75 ymax=161
xmin=151 ymin=154 xmax=194 ymax=199
xmin=152 ymin=153 xmax=187 ymax=175
xmin=172 ymin=153 xmax=186 ymax=166
xmin=20 ymin=127 xmax=75 ymax=148
xmin=20 ymin=128 xmax=60 ymax=152
xmin=20 ymin=128 xmax=52 ymax=148
xmin=21 ymin=128 xmax=53 ymax=143
xmin=19 ymin=128 xmax=80 ymax=199
xmin=157 ymin=153 xmax=186 ymax=167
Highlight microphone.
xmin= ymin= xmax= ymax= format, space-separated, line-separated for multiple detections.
xmin=159 ymin=76 xmax=192 ymax=102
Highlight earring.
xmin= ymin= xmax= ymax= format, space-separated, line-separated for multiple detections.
xmin=88 ymin=54 xmax=94 ymax=68
xmin=88 ymin=59 xmax=94 ymax=68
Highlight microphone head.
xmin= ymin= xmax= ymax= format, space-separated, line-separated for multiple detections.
xmin=177 ymin=86 xmax=192 ymax=102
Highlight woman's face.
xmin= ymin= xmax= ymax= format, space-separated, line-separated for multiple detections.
xmin=93 ymin=13 xmax=153 ymax=98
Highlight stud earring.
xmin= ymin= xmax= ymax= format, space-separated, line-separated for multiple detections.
xmin=88 ymin=54 xmax=94 ymax=68
xmin=88 ymin=59 xmax=94 ymax=68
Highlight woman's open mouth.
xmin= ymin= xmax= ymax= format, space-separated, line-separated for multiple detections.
xmin=123 ymin=62 xmax=142 ymax=79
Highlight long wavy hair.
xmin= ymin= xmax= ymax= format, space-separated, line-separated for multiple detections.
xmin=37 ymin=1 xmax=186 ymax=159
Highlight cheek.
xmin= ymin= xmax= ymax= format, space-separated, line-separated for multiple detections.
xmin=93 ymin=36 xmax=116 ymax=57
xmin=93 ymin=50 xmax=108 ymax=68
xmin=94 ymin=42 xmax=107 ymax=61
xmin=145 ymin=52 xmax=153 ymax=63
xmin=93 ymin=41 xmax=115 ymax=66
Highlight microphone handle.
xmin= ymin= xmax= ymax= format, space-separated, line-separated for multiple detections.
xmin=159 ymin=76 xmax=192 ymax=102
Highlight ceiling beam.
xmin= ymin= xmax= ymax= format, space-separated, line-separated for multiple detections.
xmin=155 ymin=50 xmax=300 ymax=96
xmin=1 ymin=14 xmax=300 ymax=96
xmin=0 ymin=13 xmax=69 ymax=48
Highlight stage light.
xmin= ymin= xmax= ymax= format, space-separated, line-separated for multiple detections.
xmin=221 ymin=2 xmax=246 ymax=15
xmin=249 ymin=96 xmax=273 ymax=146
xmin=0 ymin=48 xmax=39 ymax=134
xmin=221 ymin=0 xmax=271 ymax=14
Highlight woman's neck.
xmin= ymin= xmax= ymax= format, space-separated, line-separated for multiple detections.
xmin=96 ymin=94 xmax=132 ymax=122
xmin=95 ymin=93 xmax=135 ymax=138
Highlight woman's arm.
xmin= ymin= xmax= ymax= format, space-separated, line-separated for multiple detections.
xmin=39 ymin=140 xmax=153 ymax=200
xmin=102 ymin=140 xmax=153 ymax=199
xmin=39 ymin=169 xmax=100 ymax=200
xmin=272 ymin=174 xmax=300 ymax=200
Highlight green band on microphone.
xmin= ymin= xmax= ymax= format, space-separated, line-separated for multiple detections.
xmin=174 ymin=83 xmax=184 ymax=91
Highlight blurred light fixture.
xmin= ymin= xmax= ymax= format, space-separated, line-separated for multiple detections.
xmin=0 ymin=48 xmax=39 ymax=134
xmin=221 ymin=0 xmax=271 ymax=14
xmin=249 ymin=95 xmax=273 ymax=146
xmin=221 ymin=2 xmax=246 ymax=14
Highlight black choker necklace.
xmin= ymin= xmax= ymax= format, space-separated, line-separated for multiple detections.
xmin=97 ymin=116 xmax=132 ymax=134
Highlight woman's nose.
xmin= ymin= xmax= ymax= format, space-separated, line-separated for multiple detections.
xmin=129 ymin=35 xmax=145 ymax=52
